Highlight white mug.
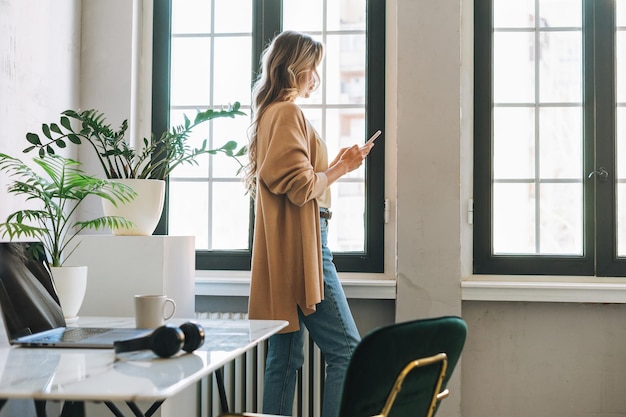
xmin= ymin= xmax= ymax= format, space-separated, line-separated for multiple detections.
xmin=134 ymin=294 xmax=176 ymax=328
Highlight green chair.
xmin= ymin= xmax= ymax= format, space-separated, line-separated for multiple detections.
xmin=341 ymin=315 xmax=467 ymax=417
xmin=222 ymin=315 xmax=467 ymax=417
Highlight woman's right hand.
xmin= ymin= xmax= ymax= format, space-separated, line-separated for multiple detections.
xmin=325 ymin=142 xmax=374 ymax=185
xmin=336 ymin=143 xmax=373 ymax=173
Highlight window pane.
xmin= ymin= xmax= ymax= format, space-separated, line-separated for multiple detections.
xmin=171 ymin=38 xmax=211 ymax=106
xmin=493 ymin=32 xmax=535 ymax=103
xmin=539 ymin=183 xmax=583 ymax=254
xmin=169 ymin=109 xmax=211 ymax=179
xmin=172 ymin=0 xmax=211 ymax=34
xmin=494 ymin=0 xmax=535 ymax=28
xmin=169 ymin=181 xmax=250 ymax=251
xmin=618 ymin=109 xmax=626 ymax=256
xmin=325 ymin=108 xmax=366 ymax=158
xmin=617 ymin=0 xmax=626 ymax=26
xmin=169 ymin=181 xmax=209 ymax=249
xmin=325 ymin=34 xmax=366 ymax=104
xmin=327 ymin=109 xmax=366 ymax=178
xmin=213 ymin=36 xmax=253 ymax=104
xmin=618 ymin=31 xmax=626 ymax=103
xmin=491 ymin=1 xmax=585 ymax=260
xmin=539 ymin=107 xmax=582 ymax=179
xmin=211 ymin=115 xmax=250 ymax=178
xmin=169 ymin=0 xmax=252 ymax=254
xmin=214 ymin=0 xmax=252 ymax=33
xmin=618 ymin=182 xmax=626 ymax=257
xmin=539 ymin=32 xmax=582 ymax=103
xmin=494 ymin=182 xmax=582 ymax=255
xmin=493 ymin=183 xmax=536 ymax=254
xmin=283 ymin=0 xmax=324 ymax=32
xmin=617 ymin=4 xmax=625 ymax=258
xmin=539 ymin=0 xmax=582 ymax=27
xmin=493 ymin=107 xmax=535 ymax=179
xmin=330 ymin=182 xmax=366 ymax=251
xmin=211 ymin=183 xmax=250 ymax=249
xmin=617 ymin=108 xmax=626 ymax=179
xmin=327 ymin=0 xmax=366 ymax=32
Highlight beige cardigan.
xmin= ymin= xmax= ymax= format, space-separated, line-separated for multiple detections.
xmin=248 ymin=101 xmax=329 ymax=333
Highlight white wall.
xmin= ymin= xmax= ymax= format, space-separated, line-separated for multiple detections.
xmin=3 ymin=1 xmax=626 ymax=417
xmin=0 ymin=0 xmax=81 ymax=221
xmin=78 ymin=0 xmax=153 ymax=171
xmin=0 ymin=2 xmax=78 ymax=415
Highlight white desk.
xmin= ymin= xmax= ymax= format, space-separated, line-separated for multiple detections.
xmin=0 ymin=317 xmax=287 ymax=416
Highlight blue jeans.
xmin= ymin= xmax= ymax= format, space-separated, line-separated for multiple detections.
xmin=262 ymin=216 xmax=361 ymax=417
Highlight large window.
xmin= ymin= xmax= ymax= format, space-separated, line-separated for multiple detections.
xmin=474 ymin=0 xmax=625 ymax=276
xmin=152 ymin=0 xmax=385 ymax=271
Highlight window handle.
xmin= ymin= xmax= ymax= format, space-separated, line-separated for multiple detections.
xmin=588 ymin=167 xmax=609 ymax=182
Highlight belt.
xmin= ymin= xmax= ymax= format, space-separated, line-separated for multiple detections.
xmin=320 ymin=209 xmax=332 ymax=220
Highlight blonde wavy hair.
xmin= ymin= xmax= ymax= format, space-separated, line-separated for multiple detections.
xmin=244 ymin=31 xmax=324 ymax=195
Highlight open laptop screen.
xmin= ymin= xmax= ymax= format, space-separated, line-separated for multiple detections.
xmin=0 ymin=242 xmax=66 ymax=340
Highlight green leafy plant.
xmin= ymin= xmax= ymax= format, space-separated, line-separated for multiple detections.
xmin=0 ymin=153 xmax=137 ymax=267
xmin=23 ymin=102 xmax=248 ymax=179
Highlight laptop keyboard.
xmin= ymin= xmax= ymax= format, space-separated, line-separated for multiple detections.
xmin=61 ymin=327 xmax=111 ymax=342
xmin=35 ymin=327 xmax=111 ymax=343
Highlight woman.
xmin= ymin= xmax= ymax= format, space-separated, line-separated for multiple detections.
xmin=245 ymin=31 xmax=375 ymax=417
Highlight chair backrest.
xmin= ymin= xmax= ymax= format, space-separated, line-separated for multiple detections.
xmin=338 ymin=316 xmax=468 ymax=417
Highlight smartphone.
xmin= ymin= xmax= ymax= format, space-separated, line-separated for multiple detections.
xmin=365 ymin=130 xmax=382 ymax=145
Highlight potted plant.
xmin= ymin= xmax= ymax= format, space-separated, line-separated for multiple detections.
xmin=23 ymin=103 xmax=247 ymax=235
xmin=0 ymin=153 xmax=136 ymax=321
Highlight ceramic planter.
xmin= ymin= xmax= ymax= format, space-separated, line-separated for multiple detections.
xmin=101 ymin=179 xmax=166 ymax=236
xmin=50 ymin=266 xmax=88 ymax=324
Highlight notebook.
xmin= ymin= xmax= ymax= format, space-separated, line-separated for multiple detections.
xmin=0 ymin=241 xmax=151 ymax=348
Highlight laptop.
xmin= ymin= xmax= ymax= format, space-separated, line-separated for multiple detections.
xmin=0 ymin=241 xmax=151 ymax=348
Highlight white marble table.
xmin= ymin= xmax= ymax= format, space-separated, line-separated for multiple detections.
xmin=0 ymin=317 xmax=288 ymax=416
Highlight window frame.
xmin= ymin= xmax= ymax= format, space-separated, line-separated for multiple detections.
xmin=473 ymin=0 xmax=623 ymax=276
xmin=151 ymin=0 xmax=386 ymax=272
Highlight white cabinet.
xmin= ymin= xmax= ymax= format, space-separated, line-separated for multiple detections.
xmin=67 ymin=235 xmax=195 ymax=319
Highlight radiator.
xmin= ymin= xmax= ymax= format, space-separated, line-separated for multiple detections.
xmin=196 ymin=312 xmax=325 ymax=417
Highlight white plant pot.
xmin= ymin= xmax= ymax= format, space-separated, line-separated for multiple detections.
xmin=50 ymin=266 xmax=88 ymax=324
xmin=102 ymin=179 xmax=166 ymax=236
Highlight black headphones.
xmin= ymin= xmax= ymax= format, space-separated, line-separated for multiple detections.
xmin=114 ymin=322 xmax=205 ymax=358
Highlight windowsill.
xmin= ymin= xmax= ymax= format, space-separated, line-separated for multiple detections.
xmin=197 ymin=274 xmax=626 ymax=303
xmin=462 ymin=275 xmax=626 ymax=303
xmin=195 ymin=271 xmax=397 ymax=300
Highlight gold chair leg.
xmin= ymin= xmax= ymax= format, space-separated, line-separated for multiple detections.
xmin=375 ymin=353 xmax=448 ymax=417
